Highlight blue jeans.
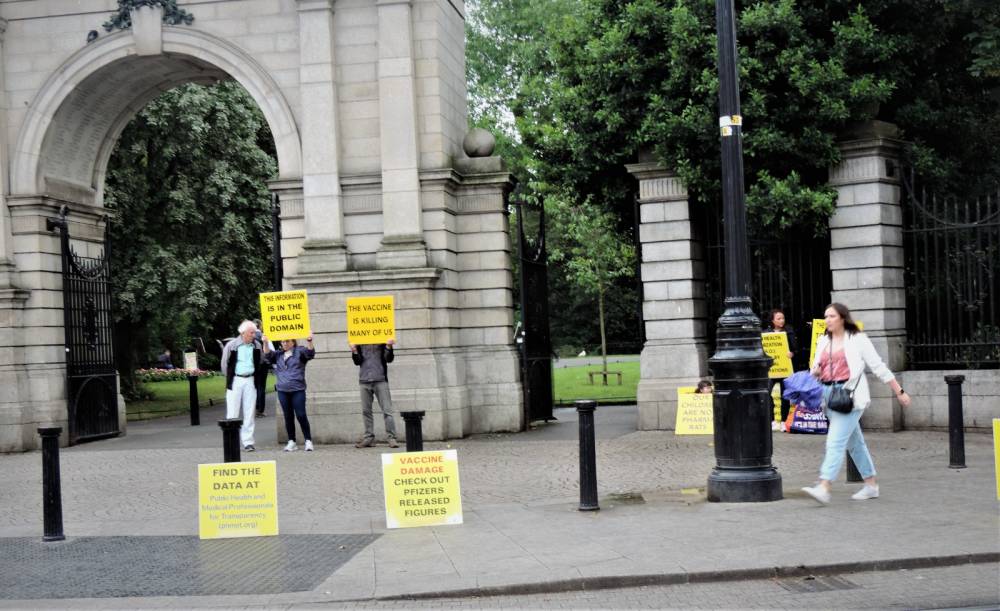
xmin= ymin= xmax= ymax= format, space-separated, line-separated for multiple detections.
xmin=277 ymin=390 xmax=311 ymax=443
xmin=819 ymin=391 xmax=877 ymax=481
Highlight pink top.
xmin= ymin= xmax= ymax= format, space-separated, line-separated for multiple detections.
xmin=819 ymin=348 xmax=851 ymax=382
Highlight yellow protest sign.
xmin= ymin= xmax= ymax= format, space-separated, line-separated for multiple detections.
xmin=382 ymin=450 xmax=463 ymax=529
xmin=809 ymin=318 xmax=863 ymax=367
xmin=198 ymin=461 xmax=278 ymax=539
xmin=677 ymin=386 xmax=697 ymax=394
xmin=993 ymin=419 xmax=1000 ymax=500
xmin=259 ymin=290 xmax=311 ymax=341
xmin=762 ymin=332 xmax=793 ymax=379
xmin=675 ymin=390 xmax=714 ymax=435
xmin=347 ymin=295 xmax=396 ymax=343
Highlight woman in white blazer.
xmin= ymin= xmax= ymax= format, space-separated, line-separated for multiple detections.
xmin=801 ymin=303 xmax=911 ymax=505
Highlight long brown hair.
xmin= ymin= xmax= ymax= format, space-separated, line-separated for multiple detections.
xmin=824 ymin=302 xmax=860 ymax=336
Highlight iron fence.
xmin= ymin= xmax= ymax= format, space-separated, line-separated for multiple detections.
xmin=902 ymin=170 xmax=1000 ymax=369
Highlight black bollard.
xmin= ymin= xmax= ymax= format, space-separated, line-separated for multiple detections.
xmin=218 ymin=419 xmax=242 ymax=463
xmin=188 ymin=375 xmax=200 ymax=426
xmin=575 ymin=400 xmax=599 ymax=511
xmin=945 ymin=375 xmax=966 ymax=469
xmin=401 ymin=411 xmax=425 ymax=452
xmin=38 ymin=427 xmax=65 ymax=542
xmin=845 ymin=452 xmax=863 ymax=482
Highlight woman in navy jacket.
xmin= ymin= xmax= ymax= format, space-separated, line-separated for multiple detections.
xmin=263 ymin=336 xmax=316 ymax=452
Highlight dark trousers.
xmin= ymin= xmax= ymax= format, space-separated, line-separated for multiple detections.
xmin=278 ymin=390 xmax=311 ymax=442
xmin=770 ymin=378 xmax=790 ymax=421
xmin=254 ymin=367 xmax=268 ymax=414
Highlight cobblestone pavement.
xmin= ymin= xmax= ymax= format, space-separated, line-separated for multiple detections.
xmin=0 ymin=406 xmax=997 ymax=606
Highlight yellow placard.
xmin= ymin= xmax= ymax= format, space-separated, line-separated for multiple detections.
xmin=762 ymin=332 xmax=793 ymax=379
xmin=809 ymin=318 xmax=863 ymax=367
xmin=347 ymin=295 xmax=396 ymax=343
xmin=198 ymin=461 xmax=278 ymax=540
xmin=993 ymin=419 xmax=1000 ymax=500
xmin=382 ymin=450 xmax=462 ymax=529
xmin=677 ymin=386 xmax=697 ymax=394
xmin=675 ymin=390 xmax=714 ymax=435
xmin=259 ymin=290 xmax=311 ymax=341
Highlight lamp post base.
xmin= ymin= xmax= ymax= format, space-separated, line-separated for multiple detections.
xmin=707 ymin=467 xmax=782 ymax=503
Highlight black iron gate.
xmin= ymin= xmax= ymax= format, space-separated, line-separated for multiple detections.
xmin=47 ymin=207 xmax=120 ymax=444
xmin=516 ymin=201 xmax=554 ymax=425
xmin=902 ymin=170 xmax=1000 ymax=369
xmin=699 ymin=204 xmax=832 ymax=371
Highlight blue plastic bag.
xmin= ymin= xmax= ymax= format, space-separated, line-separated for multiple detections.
xmin=782 ymin=371 xmax=824 ymax=410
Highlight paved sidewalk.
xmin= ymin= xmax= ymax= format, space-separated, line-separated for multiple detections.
xmin=0 ymin=405 xmax=997 ymax=608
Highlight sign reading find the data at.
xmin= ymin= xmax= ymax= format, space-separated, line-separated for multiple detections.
xmin=382 ymin=450 xmax=462 ymax=529
xmin=347 ymin=295 xmax=396 ymax=343
xmin=198 ymin=461 xmax=278 ymax=540
xmin=259 ymin=290 xmax=311 ymax=341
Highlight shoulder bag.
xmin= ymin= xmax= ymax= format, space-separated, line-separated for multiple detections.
xmin=826 ymin=339 xmax=856 ymax=414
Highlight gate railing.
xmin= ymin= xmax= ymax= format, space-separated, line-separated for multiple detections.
xmin=902 ymin=169 xmax=1000 ymax=369
xmin=515 ymin=200 xmax=554 ymax=425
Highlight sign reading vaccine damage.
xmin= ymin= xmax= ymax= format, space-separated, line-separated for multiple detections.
xmin=347 ymin=295 xmax=396 ymax=343
xmin=198 ymin=461 xmax=278 ymax=539
xmin=259 ymin=290 xmax=311 ymax=341
xmin=381 ymin=450 xmax=462 ymax=529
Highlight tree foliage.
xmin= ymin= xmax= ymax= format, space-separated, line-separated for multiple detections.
xmin=105 ymin=81 xmax=276 ymax=388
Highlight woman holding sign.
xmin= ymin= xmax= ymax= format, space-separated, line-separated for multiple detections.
xmin=263 ymin=336 xmax=316 ymax=452
xmin=801 ymin=303 xmax=911 ymax=505
xmin=765 ymin=308 xmax=797 ymax=431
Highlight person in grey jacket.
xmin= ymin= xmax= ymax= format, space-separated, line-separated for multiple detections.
xmin=801 ymin=303 xmax=911 ymax=505
xmin=263 ymin=336 xmax=315 ymax=452
xmin=350 ymin=339 xmax=398 ymax=448
xmin=220 ymin=321 xmax=265 ymax=451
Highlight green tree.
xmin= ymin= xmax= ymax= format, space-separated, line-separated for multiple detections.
xmin=105 ymin=81 xmax=277 ymax=394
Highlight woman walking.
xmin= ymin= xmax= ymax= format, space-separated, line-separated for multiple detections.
xmin=801 ymin=303 xmax=911 ymax=504
xmin=263 ymin=336 xmax=316 ymax=452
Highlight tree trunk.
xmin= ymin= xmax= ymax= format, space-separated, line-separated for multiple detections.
xmin=598 ymin=282 xmax=608 ymax=378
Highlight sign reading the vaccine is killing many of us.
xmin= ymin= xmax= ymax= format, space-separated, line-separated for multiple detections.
xmin=381 ymin=450 xmax=462 ymax=529
xmin=198 ymin=461 xmax=278 ymax=539
xmin=675 ymin=389 xmax=714 ymax=435
xmin=761 ymin=332 xmax=793 ymax=379
xmin=259 ymin=290 xmax=311 ymax=341
xmin=346 ymin=295 xmax=396 ymax=343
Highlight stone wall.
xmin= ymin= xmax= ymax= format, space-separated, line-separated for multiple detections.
xmin=896 ymin=370 xmax=999 ymax=433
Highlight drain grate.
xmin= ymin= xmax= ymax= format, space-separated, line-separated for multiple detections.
xmin=776 ymin=574 xmax=860 ymax=593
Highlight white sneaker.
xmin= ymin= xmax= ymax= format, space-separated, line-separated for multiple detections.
xmin=771 ymin=421 xmax=781 ymax=431
xmin=304 ymin=440 xmax=314 ymax=452
xmin=284 ymin=440 xmax=298 ymax=452
xmin=851 ymin=484 xmax=879 ymax=500
xmin=802 ymin=484 xmax=831 ymax=505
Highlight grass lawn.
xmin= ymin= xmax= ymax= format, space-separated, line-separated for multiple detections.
xmin=552 ymin=360 xmax=639 ymax=405
xmin=127 ymin=375 xmax=275 ymax=421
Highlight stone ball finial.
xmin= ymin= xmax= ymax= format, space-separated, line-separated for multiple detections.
xmin=463 ymin=127 xmax=496 ymax=158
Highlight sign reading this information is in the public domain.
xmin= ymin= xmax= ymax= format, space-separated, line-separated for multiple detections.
xmin=259 ymin=290 xmax=311 ymax=341
xmin=198 ymin=461 xmax=278 ymax=539
xmin=346 ymin=295 xmax=396 ymax=343
xmin=381 ymin=450 xmax=462 ymax=529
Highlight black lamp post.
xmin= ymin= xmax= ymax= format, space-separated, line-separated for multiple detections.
xmin=706 ymin=0 xmax=782 ymax=502
xmin=271 ymin=192 xmax=283 ymax=292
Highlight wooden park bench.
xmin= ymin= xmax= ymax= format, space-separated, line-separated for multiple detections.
xmin=588 ymin=370 xmax=623 ymax=386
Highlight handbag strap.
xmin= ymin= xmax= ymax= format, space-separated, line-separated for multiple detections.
xmin=829 ymin=334 xmax=860 ymax=392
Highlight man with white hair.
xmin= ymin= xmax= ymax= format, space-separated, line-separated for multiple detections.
xmin=221 ymin=320 xmax=265 ymax=451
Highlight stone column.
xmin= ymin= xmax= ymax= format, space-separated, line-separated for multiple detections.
xmin=295 ymin=0 xmax=348 ymax=274
xmin=0 ymin=18 xmax=20 ymax=290
xmin=828 ymin=120 xmax=906 ymax=431
xmin=268 ymin=179 xmax=305 ymax=285
xmin=626 ymin=162 xmax=710 ymax=430
xmin=375 ymin=0 xmax=427 ymax=269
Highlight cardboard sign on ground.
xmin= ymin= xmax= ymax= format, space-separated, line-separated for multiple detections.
xmin=259 ymin=290 xmax=310 ymax=341
xmin=382 ymin=450 xmax=462 ymax=529
xmin=198 ymin=461 xmax=278 ymax=539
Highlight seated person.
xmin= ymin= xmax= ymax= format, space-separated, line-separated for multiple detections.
xmin=155 ymin=349 xmax=174 ymax=370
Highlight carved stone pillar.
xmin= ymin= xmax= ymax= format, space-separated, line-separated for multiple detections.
xmin=295 ymin=0 xmax=348 ymax=274
xmin=375 ymin=0 xmax=427 ymax=269
xmin=829 ymin=120 xmax=907 ymax=430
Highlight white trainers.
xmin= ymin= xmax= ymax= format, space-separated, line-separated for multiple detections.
xmin=284 ymin=440 xmax=298 ymax=452
xmin=771 ymin=421 xmax=781 ymax=431
xmin=851 ymin=484 xmax=879 ymax=500
xmin=801 ymin=484 xmax=831 ymax=505
xmin=304 ymin=440 xmax=314 ymax=452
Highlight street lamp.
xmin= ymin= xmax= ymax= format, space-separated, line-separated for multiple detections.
xmin=706 ymin=0 xmax=782 ymax=502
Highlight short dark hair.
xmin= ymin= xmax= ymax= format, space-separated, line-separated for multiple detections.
xmin=697 ymin=379 xmax=713 ymax=392
xmin=824 ymin=302 xmax=860 ymax=335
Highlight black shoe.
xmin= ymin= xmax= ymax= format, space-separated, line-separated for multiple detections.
xmin=256 ymin=411 xmax=266 ymax=417
xmin=244 ymin=445 xmax=255 ymax=452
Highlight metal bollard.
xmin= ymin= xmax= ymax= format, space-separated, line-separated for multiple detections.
xmin=38 ymin=427 xmax=65 ymax=541
xmin=845 ymin=452 xmax=863 ymax=482
xmin=188 ymin=375 xmax=200 ymax=426
xmin=575 ymin=400 xmax=599 ymax=511
xmin=401 ymin=411 xmax=425 ymax=452
xmin=218 ymin=419 xmax=242 ymax=463
xmin=945 ymin=375 xmax=966 ymax=469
